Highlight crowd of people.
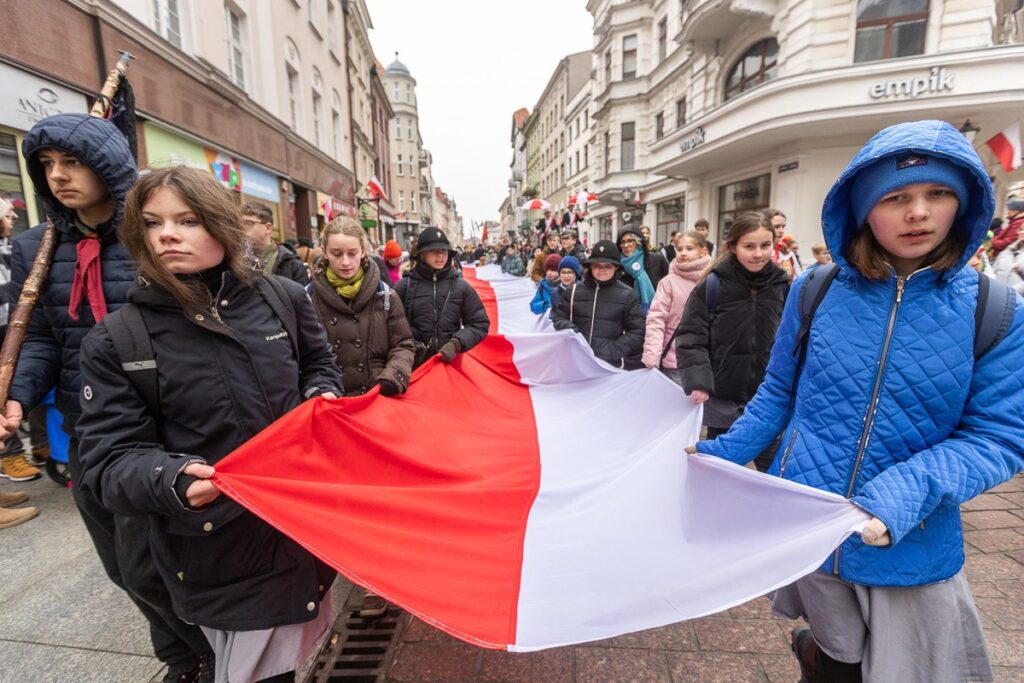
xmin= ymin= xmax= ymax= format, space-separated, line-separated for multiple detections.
xmin=0 ymin=111 xmax=1021 ymax=683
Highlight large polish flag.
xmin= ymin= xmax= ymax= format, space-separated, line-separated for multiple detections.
xmin=212 ymin=263 xmax=869 ymax=651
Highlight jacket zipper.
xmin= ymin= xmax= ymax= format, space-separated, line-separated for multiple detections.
xmin=209 ymin=272 xmax=229 ymax=322
xmin=834 ymin=274 xmax=906 ymax=575
xmin=778 ymin=428 xmax=799 ymax=476
xmin=588 ymin=283 xmax=598 ymax=344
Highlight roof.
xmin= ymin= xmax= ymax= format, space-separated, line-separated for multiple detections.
xmin=513 ymin=108 xmax=530 ymax=131
xmin=386 ymin=53 xmax=411 ymax=76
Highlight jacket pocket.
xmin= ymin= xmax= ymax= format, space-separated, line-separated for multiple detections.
xmin=778 ymin=428 xmax=799 ymax=477
xmin=178 ymin=513 xmax=276 ymax=588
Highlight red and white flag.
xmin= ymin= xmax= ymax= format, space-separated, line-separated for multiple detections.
xmin=212 ymin=264 xmax=869 ymax=651
xmin=985 ymin=122 xmax=1022 ymax=173
xmin=367 ymin=175 xmax=387 ymax=200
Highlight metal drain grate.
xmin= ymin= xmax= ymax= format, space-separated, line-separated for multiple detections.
xmin=305 ymin=594 xmax=406 ymax=683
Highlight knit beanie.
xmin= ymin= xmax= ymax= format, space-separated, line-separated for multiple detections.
xmin=383 ymin=240 xmax=402 ymax=259
xmin=851 ymin=152 xmax=972 ymax=229
xmin=558 ymin=255 xmax=582 ymax=279
xmin=544 ymin=253 xmax=562 ymax=271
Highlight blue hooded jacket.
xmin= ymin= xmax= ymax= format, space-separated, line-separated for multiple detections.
xmin=696 ymin=120 xmax=1024 ymax=586
xmin=10 ymin=114 xmax=138 ymax=425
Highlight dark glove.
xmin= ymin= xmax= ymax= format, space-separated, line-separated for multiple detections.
xmin=438 ymin=339 xmax=461 ymax=363
xmin=378 ymin=379 xmax=400 ymax=396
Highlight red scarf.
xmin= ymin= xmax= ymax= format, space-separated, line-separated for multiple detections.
xmin=69 ymin=234 xmax=107 ymax=322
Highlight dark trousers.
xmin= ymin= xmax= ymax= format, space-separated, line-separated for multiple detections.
xmin=0 ymin=405 xmax=49 ymax=457
xmin=67 ymin=439 xmax=210 ymax=666
xmin=705 ymin=426 xmax=778 ymax=472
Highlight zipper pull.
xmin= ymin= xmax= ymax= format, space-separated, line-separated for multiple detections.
xmin=896 ymin=276 xmax=905 ymax=304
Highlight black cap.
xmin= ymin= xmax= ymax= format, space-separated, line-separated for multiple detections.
xmin=416 ymin=227 xmax=452 ymax=252
xmin=586 ymin=240 xmax=621 ymax=265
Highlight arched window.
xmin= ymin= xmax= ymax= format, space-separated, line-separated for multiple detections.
xmin=311 ymin=68 xmax=324 ymax=148
xmin=854 ymin=0 xmax=929 ymax=63
xmin=724 ymin=39 xmax=778 ymax=102
xmin=285 ymin=39 xmax=302 ymax=132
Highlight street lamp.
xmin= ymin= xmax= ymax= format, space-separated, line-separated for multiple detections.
xmin=958 ymin=119 xmax=981 ymax=144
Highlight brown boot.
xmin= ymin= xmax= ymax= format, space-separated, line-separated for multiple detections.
xmin=0 ymin=490 xmax=29 ymax=508
xmin=0 ymin=505 xmax=38 ymax=529
xmin=0 ymin=454 xmax=41 ymax=482
xmin=28 ymin=446 xmax=50 ymax=467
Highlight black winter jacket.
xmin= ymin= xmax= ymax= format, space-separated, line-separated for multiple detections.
xmin=616 ymin=226 xmax=670 ymax=291
xmin=394 ymin=262 xmax=489 ymax=364
xmin=551 ymin=272 xmax=645 ymax=369
xmin=9 ymin=114 xmax=138 ymax=427
xmin=272 ymin=243 xmax=309 ymax=285
xmin=75 ymin=271 xmax=342 ymax=630
xmin=676 ymin=257 xmax=789 ymax=404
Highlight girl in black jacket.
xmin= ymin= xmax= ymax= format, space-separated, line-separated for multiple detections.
xmin=552 ymin=240 xmax=646 ymax=369
xmin=394 ymin=228 xmax=490 ymax=368
xmin=76 ymin=167 xmax=343 ymax=683
xmin=676 ymin=211 xmax=789 ymax=470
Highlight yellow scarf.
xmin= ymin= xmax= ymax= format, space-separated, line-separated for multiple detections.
xmin=326 ymin=265 xmax=365 ymax=300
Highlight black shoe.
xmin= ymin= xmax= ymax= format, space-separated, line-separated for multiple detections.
xmin=196 ymin=650 xmax=215 ymax=683
xmin=791 ymin=626 xmax=819 ymax=683
xmin=162 ymin=651 xmax=214 ymax=683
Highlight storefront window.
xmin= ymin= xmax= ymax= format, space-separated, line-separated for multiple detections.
xmin=656 ymin=197 xmax=685 ymax=248
xmin=854 ymin=0 xmax=929 ymax=63
xmin=717 ymin=174 xmax=771 ymax=244
xmin=724 ymin=39 xmax=778 ymax=102
xmin=0 ymin=132 xmax=31 ymax=235
xmin=600 ymin=216 xmax=613 ymax=241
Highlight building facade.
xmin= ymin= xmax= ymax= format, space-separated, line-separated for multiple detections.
xmin=586 ymin=0 xmax=1024 ymax=252
xmin=2 ymin=0 xmax=362 ymax=244
xmin=502 ymin=107 xmax=530 ymax=242
xmin=383 ymin=55 xmax=427 ymax=248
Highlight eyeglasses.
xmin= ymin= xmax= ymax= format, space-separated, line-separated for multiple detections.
xmin=620 ymin=238 xmax=638 ymax=246
xmin=241 ymin=219 xmax=268 ymax=227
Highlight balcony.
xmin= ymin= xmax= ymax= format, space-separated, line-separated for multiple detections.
xmin=678 ymin=0 xmax=778 ymax=45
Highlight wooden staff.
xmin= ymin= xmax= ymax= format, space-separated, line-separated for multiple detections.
xmin=0 ymin=51 xmax=133 ymax=411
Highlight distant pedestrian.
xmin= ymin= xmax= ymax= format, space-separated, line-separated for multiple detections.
xmin=530 ymin=253 xmax=563 ymax=315
xmin=616 ymin=224 xmax=669 ymax=312
xmin=642 ymin=231 xmax=710 ymax=385
xmin=381 ymin=239 xmax=403 ymax=286
xmin=501 ymin=244 xmax=526 ymax=277
xmin=552 ymin=240 xmax=645 ymax=369
xmin=241 ymin=201 xmax=309 ymax=286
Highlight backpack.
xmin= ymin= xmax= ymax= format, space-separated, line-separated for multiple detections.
xmin=104 ymin=276 xmax=301 ymax=416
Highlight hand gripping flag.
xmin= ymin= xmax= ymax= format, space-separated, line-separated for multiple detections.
xmin=212 ymin=264 xmax=869 ymax=651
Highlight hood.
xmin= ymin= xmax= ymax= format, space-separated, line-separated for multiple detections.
xmin=22 ymin=113 xmax=138 ymax=241
xmin=821 ymin=120 xmax=993 ymax=279
xmin=616 ymin=225 xmax=650 ymax=260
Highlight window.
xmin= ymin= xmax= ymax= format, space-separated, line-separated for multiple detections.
xmin=399 ymin=191 xmax=405 ymax=212
xmin=153 ymin=0 xmax=182 ymax=48
xmin=395 ymin=118 xmax=401 ymax=140
xmin=658 ymin=18 xmax=668 ymax=63
xmin=407 ymin=118 xmax=413 ymax=141
xmin=411 ymin=194 xmax=417 ymax=213
xmin=718 ymin=174 xmax=771 ymax=236
xmin=655 ymin=112 xmax=664 ymax=140
xmin=327 ymin=1 xmax=338 ymax=54
xmin=604 ymin=131 xmax=611 ymax=175
xmin=393 ymin=83 xmax=400 ymax=100
xmin=621 ymin=122 xmax=635 ymax=171
xmin=622 ymin=35 xmax=638 ymax=79
xmin=676 ymin=98 xmax=687 ymax=128
xmin=406 ymin=83 xmax=412 ymax=103
xmin=226 ymin=8 xmax=245 ymax=89
xmin=286 ymin=67 xmax=300 ymax=131
xmin=397 ymin=153 xmax=403 ymax=176
xmin=331 ymin=107 xmax=340 ymax=159
xmin=311 ymin=69 xmax=324 ymax=147
xmin=584 ymin=144 xmax=588 ymax=169
xmin=854 ymin=0 xmax=929 ymax=62
xmin=584 ymin=110 xmax=588 ymax=130
xmin=575 ymin=150 xmax=580 ymax=175
xmin=604 ymin=50 xmax=612 ymax=85
xmin=724 ymin=39 xmax=778 ymax=101
xmin=576 ymin=117 xmax=580 ymax=137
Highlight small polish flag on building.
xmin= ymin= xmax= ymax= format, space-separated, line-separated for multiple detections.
xmin=367 ymin=175 xmax=387 ymax=200
xmin=213 ymin=265 xmax=869 ymax=651
xmin=985 ymin=122 xmax=1022 ymax=173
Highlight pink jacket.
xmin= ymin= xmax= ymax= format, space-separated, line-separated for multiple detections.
xmin=642 ymin=256 xmax=710 ymax=369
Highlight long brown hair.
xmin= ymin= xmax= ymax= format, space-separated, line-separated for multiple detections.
xmin=845 ymin=224 xmax=965 ymax=281
xmin=702 ymin=211 xmax=773 ymax=277
xmin=121 ymin=167 xmax=256 ymax=312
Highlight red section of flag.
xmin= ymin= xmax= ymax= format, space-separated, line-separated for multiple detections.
xmin=985 ymin=122 xmax=1022 ymax=173
xmin=461 ymin=268 xmax=500 ymax=335
xmin=367 ymin=175 xmax=387 ymax=201
xmin=212 ymin=276 xmax=537 ymax=647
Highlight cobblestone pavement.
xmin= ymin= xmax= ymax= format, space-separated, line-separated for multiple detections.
xmin=382 ymin=474 xmax=1024 ymax=683
xmin=1 ymin=474 xmax=1022 ymax=682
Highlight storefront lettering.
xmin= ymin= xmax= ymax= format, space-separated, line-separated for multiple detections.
xmin=16 ymin=89 xmax=66 ymax=124
xmin=679 ymin=127 xmax=706 ymax=154
xmin=869 ymin=67 xmax=954 ymax=100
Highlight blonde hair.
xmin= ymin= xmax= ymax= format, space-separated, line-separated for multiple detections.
xmin=678 ymin=230 xmax=708 ymax=252
xmin=0 ymin=198 xmax=13 ymax=218
xmin=811 ymin=242 xmax=828 ymax=256
xmin=320 ymin=217 xmax=370 ymax=262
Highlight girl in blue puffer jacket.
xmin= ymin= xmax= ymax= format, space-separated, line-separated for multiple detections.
xmin=688 ymin=120 xmax=1024 ymax=683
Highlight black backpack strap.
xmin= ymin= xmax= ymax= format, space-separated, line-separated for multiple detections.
xmin=974 ymin=275 xmax=1016 ymax=360
xmin=104 ymin=305 xmax=160 ymax=417
xmin=256 ymin=276 xmax=300 ymax=362
xmin=792 ymin=264 xmax=839 ymax=361
xmin=705 ymin=272 xmax=720 ymax=313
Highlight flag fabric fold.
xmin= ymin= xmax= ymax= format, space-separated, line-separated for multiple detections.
xmin=212 ymin=263 xmax=870 ymax=651
xmin=985 ymin=121 xmax=1022 ymax=173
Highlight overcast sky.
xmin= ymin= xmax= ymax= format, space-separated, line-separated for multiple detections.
xmin=369 ymin=1 xmax=594 ymax=235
